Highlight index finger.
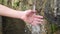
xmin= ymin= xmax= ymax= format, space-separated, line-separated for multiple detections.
xmin=33 ymin=15 xmax=43 ymax=19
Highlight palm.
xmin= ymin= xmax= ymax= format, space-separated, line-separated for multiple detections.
xmin=23 ymin=10 xmax=43 ymax=25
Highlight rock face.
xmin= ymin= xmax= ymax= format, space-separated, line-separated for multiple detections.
xmin=0 ymin=16 xmax=2 ymax=34
xmin=2 ymin=17 xmax=25 ymax=34
xmin=44 ymin=0 xmax=60 ymax=26
xmin=56 ymin=0 xmax=60 ymax=26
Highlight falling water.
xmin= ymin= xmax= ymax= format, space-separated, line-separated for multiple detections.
xmin=25 ymin=0 xmax=46 ymax=34
xmin=31 ymin=0 xmax=41 ymax=34
xmin=31 ymin=25 xmax=41 ymax=34
xmin=25 ymin=21 xmax=46 ymax=34
xmin=25 ymin=24 xmax=41 ymax=34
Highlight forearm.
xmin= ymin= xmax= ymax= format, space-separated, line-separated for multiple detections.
xmin=0 ymin=4 xmax=24 ymax=19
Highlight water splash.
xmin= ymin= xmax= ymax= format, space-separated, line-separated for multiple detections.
xmin=31 ymin=25 xmax=41 ymax=34
xmin=25 ymin=24 xmax=41 ymax=34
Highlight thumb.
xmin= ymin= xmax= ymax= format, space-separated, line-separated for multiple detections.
xmin=25 ymin=10 xmax=36 ymax=17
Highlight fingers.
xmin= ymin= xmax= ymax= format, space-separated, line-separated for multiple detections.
xmin=33 ymin=15 xmax=43 ymax=19
xmin=30 ymin=18 xmax=44 ymax=26
xmin=34 ymin=18 xmax=43 ymax=22
xmin=31 ymin=21 xmax=42 ymax=26
xmin=29 ymin=15 xmax=44 ymax=26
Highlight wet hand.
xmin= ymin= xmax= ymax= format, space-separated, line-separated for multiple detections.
xmin=22 ymin=10 xmax=43 ymax=26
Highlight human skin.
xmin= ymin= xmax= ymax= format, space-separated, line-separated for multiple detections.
xmin=0 ymin=4 xmax=43 ymax=26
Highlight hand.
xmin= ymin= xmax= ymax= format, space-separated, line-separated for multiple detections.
xmin=21 ymin=10 xmax=43 ymax=26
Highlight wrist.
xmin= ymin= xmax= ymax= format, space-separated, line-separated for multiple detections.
xmin=17 ymin=11 xmax=25 ymax=20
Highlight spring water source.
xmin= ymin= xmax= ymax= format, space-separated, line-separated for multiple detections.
xmin=30 ymin=1 xmax=41 ymax=34
xmin=27 ymin=5 xmax=41 ymax=34
xmin=25 ymin=0 xmax=46 ymax=34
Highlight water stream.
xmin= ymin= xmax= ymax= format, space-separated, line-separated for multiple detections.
xmin=31 ymin=25 xmax=41 ymax=34
xmin=25 ymin=24 xmax=41 ymax=34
